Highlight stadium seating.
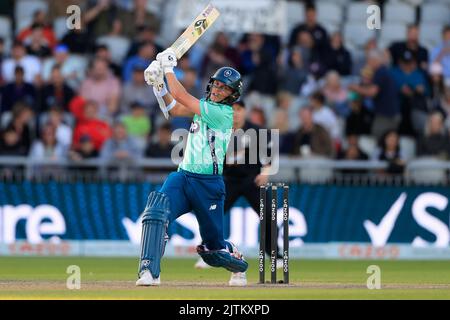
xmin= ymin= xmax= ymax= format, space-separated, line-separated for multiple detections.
xmin=384 ymin=2 xmax=416 ymax=24
xmin=317 ymin=2 xmax=343 ymax=26
xmin=53 ymin=16 xmax=69 ymax=40
xmin=379 ymin=23 xmax=408 ymax=49
xmin=420 ymin=23 xmax=445 ymax=50
xmin=0 ymin=16 xmax=12 ymax=40
xmin=407 ymin=157 xmax=448 ymax=185
xmin=421 ymin=3 xmax=450 ymax=24
xmin=358 ymin=135 xmax=378 ymax=158
xmin=399 ymin=136 xmax=417 ymax=161
xmin=347 ymin=2 xmax=372 ymax=22
xmin=96 ymin=36 xmax=131 ymax=65
xmin=299 ymin=157 xmax=334 ymax=183
xmin=15 ymin=0 xmax=48 ymax=32
xmin=343 ymin=21 xmax=377 ymax=49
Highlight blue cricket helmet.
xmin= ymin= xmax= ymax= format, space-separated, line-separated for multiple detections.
xmin=206 ymin=67 xmax=243 ymax=105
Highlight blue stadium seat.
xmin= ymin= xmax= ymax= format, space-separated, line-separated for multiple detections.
xmin=96 ymin=35 xmax=131 ymax=65
xmin=0 ymin=16 xmax=12 ymax=40
xmin=421 ymin=3 xmax=450 ymax=24
xmin=419 ymin=23 xmax=445 ymax=50
xmin=384 ymin=2 xmax=416 ymax=24
xmin=379 ymin=23 xmax=408 ymax=49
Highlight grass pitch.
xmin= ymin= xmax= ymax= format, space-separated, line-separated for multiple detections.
xmin=0 ymin=257 xmax=449 ymax=299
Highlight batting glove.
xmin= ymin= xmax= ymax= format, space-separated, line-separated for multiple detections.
xmin=156 ymin=48 xmax=177 ymax=74
xmin=144 ymin=60 xmax=163 ymax=86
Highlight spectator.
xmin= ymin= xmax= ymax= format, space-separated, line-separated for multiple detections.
xmin=24 ymin=23 xmax=52 ymax=59
xmin=389 ymin=24 xmax=429 ymax=71
xmin=69 ymin=134 xmax=99 ymax=161
xmin=375 ymin=129 xmax=405 ymax=174
xmin=326 ymin=32 xmax=352 ymax=76
xmin=41 ymin=44 xmax=86 ymax=90
xmin=292 ymin=31 xmax=315 ymax=73
xmin=1 ymin=41 xmax=41 ymax=84
xmin=429 ymin=62 xmax=445 ymax=111
xmin=417 ymin=112 xmax=450 ymax=159
xmin=345 ymin=92 xmax=373 ymax=136
xmin=29 ymin=124 xmax=68 ymax=160
xmin=271 ymin=109 xmax=294 ymax=155
xmin=122 ymin=41 xmax=156 ymax=82
xmin=348 ymin=49 xmax=400 ymax=140
xmin=0 ymin=127 xmax=26 ymax=156
xmin=39 ymin=65 xmax=75 ymax=112
xmin=17 ymin=10 xmax=57 ymax=49
xmin=243 ymin=33 xmax=278 ymax=96
xmin=100 ymin=121 xmax=141 ymax=161
xmin=430 ymin=25 xmax=450 ymax=81
xmin=181 ymin=68 xmax=202 ymax=98
xmin=46 ymin=106 xmax=73 ymax=148
xmin=117 ymin=0 xmax=161 ymax=39
xmin=120 ymin=64 xmax=157 ymax=115
xmin=61 ymin=16 xmax=92 ymax=54
xmin=94 ymin=44 xmax=122 ymax=78
xmin=310 ymin=91 xmax=341 ymax=142
xmin=337 ymin=134 xmax=369 ymax=174
xmin=72 ymin=100 xmax=112 ymax=152
xmin=126 ymin=25 xmax=163 ymax=59
xmin=3 ymin=103 xmax=35 ymax=155
xmin=84 ymin=0 xmax=120 ymax=39
xmin=289 ymin=4 xmax=329 ymax=55
xmin=201 ymin=43 xmax=233 ymax=81
xmin=322 ymin=71 xmax=350 ymax=118
xmin=80 ymin=58 xmax=121 ymax=120
xmin=391 ymin=50 xmax=429 ymax=137
xmin=1 ymin=66 xmax=36 ymax=113
xmin=439 ymin=81 xmax=450 ymax=128
xmin=48 ymin=0 xmax=84 ymax=21
xmin=0 ymin=37 xmax=4 ymax=78
xmin=337 ymin=134 xmax=368 ymax=160
xmin=202 ymin=32 xmax=240 ymax=75
xmin=121 ymin=101 xmax=151 ymax=150
xmin=249 ymin=106 xmax=267 ymax=127
xmin=290 ymin=107 xmax=334 ymax=158
xmin=277 ymin=47 xmax=308 ymax=95
xmin=145 ymin=122 xmax=174 ymax=158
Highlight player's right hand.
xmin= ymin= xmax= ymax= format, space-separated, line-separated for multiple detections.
xmin=156 ymin=48 xmax=177 ymax=74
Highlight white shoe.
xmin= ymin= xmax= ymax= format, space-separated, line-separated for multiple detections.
xmin=276 ymin=258 xmax=284 ymax=269
xmin=136 ymin=270 xmax=160 ymax=286
xmin=194 ymin=258 xmax=212 ymax=269
xmin=229 ymin=272 xmax=247 ymax=286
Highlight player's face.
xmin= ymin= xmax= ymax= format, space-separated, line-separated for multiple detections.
xmin=210 ymin=80 xmax=233 ymax=102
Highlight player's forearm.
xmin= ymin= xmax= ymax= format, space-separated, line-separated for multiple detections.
xmin=165 ymin=73 xmax=188 ymax=101
xmin=161 ymin=91 xmax=192 ymax=117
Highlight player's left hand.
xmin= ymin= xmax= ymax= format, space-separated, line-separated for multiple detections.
xmin=254 ymin=174 xmax=269 ymax=187
xmin=156 ymin=48 xmax=177 ymax=74
xmin=144 ymin=60 xmax=162 ymax=86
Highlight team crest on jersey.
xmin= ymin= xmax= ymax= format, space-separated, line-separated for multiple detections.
xmin=189 ymin=121 xmax=200 ymax=133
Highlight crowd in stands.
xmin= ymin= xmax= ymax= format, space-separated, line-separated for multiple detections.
xmin=0 ymin=0 xmax=450 ymax=176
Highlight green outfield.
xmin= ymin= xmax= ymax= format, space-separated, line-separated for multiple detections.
xmin=0 ymin=257 xmax=449 ymax=299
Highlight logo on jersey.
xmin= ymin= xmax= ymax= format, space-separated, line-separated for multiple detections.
xmin=189 ymin=121 xmax=200 ymax=133
xmin=209 ymin=204 xmax=217 ymax=210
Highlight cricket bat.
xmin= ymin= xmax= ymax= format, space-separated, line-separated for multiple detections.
xmin=155 ymin=3 xmax=219 ymax=119
xmin=170 ymin=3 xmax=221 ymax=59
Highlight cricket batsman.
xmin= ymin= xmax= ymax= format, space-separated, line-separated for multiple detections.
xmin=136 ymin=47 xmax=248 ymax=286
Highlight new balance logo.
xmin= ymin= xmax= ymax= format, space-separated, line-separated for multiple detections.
xmin=209 ymin=204 xmax=217 ymax=210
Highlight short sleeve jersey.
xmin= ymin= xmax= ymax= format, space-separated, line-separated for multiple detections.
xmin=178 ymin=98 xmax=234 ymax=175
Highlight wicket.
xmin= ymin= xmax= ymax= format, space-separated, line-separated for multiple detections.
xmin=259 ymin=183 xmax=289 ymax=284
